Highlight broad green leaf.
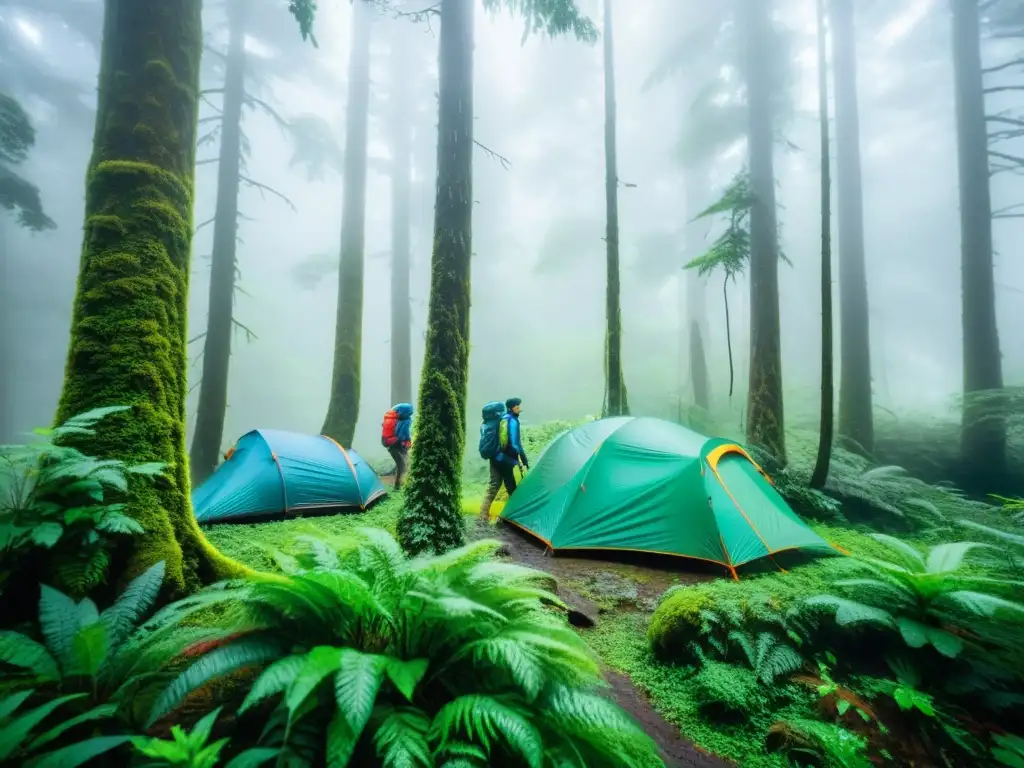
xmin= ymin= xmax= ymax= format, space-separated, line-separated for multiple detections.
xmin=386 ymin=658 xmax=429 ymax=702
xmin=29 ymin=523 xmax=63 ymax=549
xmin=285 ymin=647 xmax=344 ymax=718
xmin=100 ymin=560 xmax=165 ymax=648
xmin=925 ymin=542 xmax=989 ymax=574
xmin=0 ymin=693 xmax=86 ymax=759
xmin=38 ymin=585 xmax=82 ymax=671
xmin=326 ymin=708 xmax=358 ymax=767
xmin=148 ymin=637 xmax=284 ymax=726
xmin=867 ymin=534 xmax=926 ymax=570
xmin=334 ymin=649 xmax=387 ymax=739
xmin=223 ymin=748 xmax=280 ymax=768
xmin=125 ymin=462 xmax=167 ymax=477
xmin=70 ymin=622 xmax=109 ymax=678
xmin=0 ymin=690 xmax=34 ymax=720
xmin=238 ymin=655 xmax=305 ymax=714
xmin=28 ymin=735 xmax=132 ymax=768
xmin=29 ymin=703 xmax=118 ymax=750
xmin=0 ymin=632 xmax=60 ymax=681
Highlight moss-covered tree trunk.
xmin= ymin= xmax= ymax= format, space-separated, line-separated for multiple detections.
xmin=741 ymin=0 xmax=786 ymax=462
xmin=0 ymin=220 xmax=9 ymax=443
xmin=684 ymin=164 xmax=710 ymax=412
xmin=189 ymin=0 xmax=246 ymax=485
xmin=950 ymin=0 xmax=1006 ymax=483
xmin=322 ymin=0 xmax=372 ymax=447
xmin=810 ymin=0 xmax=834 ymax=489
xmin=831 ymin=0 xmax=873 ymax=456
xmin=396 ymin=0 xmax=473 ymax=556
xmin=602 ymin=0 xmax=628 ymax=418
xmin=389 ymin=29 xmax=413 ymax=406
xmin=55 ymin=0 xmax=244 ymax=596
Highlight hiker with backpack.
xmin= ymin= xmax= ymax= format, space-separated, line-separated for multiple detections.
xmin=478 ymin=397 xmax=529 ymax=517
xmin=381 ymin=403 xmax=414 ymax=490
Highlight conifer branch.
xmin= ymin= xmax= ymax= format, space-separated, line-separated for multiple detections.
xmin=474 ymin=139 xmax=511 ymax=169
xmin=238 ymin=175 xmax=297 ymax=210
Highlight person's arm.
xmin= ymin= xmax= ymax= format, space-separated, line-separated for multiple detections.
xmin=510 ymin=419 xmax=528 ymax=467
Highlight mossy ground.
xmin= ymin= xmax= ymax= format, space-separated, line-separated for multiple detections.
xmin=203 ymin=419 xmax=1020 ymax=766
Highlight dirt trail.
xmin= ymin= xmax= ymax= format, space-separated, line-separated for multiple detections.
xmin=466 ymin=517 xmax=731 ymax=768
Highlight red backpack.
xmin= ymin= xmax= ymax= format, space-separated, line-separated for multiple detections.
xmin=381 ymin=410 xmax=399 ymax=447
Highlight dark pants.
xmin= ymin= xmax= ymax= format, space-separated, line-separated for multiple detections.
xmin=388 ymin=444 xmax=409 ymax=489
xmin=480 ymin=459 xmax=516 ymax=515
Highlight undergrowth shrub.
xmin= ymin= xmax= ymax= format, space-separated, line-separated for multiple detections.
xmin=0 ymin=406 xmax=165 ymax=600
xmin=146 ymin=528 xmax=661 ymax=767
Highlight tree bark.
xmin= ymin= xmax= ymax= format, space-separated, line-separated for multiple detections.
xmin=396 ymin=0 xmax=473 ymax=556
xmin=810 ymin=0 xmax=834 ymax=489
xmin=189 ymin=0 xmax=246 ymax=485
xmin=950 ymin=0 xmax=1005 ymax=481
xmin=322 ymin=0 xmax=373 ymax=446
xmin=55 ymin=0 xmax=244 ymax=596
xmin=741 ymin=0 xmax=786 ymax=462
xmin=389 ymin=27 xmax=414 ymax=406
xmin=602 ymin=0 xmax=628 ymax=417
xmin=684 ymin=164 xmax=710 ymax=412
xmin=830 ymin=0 xmax=873 ymax=456
xmin=0 ymin=220 xmax=9 ymax=443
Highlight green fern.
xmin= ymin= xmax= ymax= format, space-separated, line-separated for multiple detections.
xmin=147 ymin=528 xmax=660 ymax=767
xmin=769 ymin=717 xmax=871 ymax=768
xmin=802 ymin=533 xmax=1024 ymax=659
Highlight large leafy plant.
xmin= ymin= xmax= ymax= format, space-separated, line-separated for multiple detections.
xmin=802 ymin=534 xmax=1024 ymax=659
xmin=0 ymin=561 xmax=217 ymax=730
xmin=0 ymin=406 xmax=166 ymax=596
xmin=145 ymin=529 xmax=661 ymax=767
xmin=0 ymin=688 xmax=130 ymax=767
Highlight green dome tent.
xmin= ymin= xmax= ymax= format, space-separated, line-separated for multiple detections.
xmin=498 ymin=417 xmax=838 ymax=577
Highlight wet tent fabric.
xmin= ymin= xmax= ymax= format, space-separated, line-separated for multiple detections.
xmin=498 ymin=417 xmax=833 ymax=571
xmin=192 ymin=429 xmax=386 ymax=524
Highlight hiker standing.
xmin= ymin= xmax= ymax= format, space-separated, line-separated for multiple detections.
xmin=479 ymin=397 xmax=529 ymax=516
xmin=381 ymin=403 xmax=413 ymax=490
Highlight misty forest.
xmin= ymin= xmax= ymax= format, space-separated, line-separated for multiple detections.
xmin=2 ymin=0 xmax=1023 ymax=765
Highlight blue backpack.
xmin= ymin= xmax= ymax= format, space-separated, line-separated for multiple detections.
xmin=478 ymin=401 xmax=506 ymax=459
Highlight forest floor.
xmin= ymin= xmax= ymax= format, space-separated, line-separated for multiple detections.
xmin=207 ymin=491 xmax=732 ymax=767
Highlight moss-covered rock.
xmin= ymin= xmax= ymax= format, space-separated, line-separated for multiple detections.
xmin=54 ymin=0 xmax=245 ymax=599
xmin=647 ymin=586 xmax=711 ymax=662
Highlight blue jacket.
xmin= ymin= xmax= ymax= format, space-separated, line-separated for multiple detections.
xmin=393 ymin=403 xmax=414 ymax=445
xmin=498 ymin=413 xmax=528 ymax=466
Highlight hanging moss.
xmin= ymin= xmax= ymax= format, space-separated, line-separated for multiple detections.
xmin=55 ymin=0 xmax=246 ymax=598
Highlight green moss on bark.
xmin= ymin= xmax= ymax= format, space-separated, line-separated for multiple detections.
xmin=55 ymin=0 xmax=246 ymax=598
xmin=397 ymin=0 xmax=474 ymax=557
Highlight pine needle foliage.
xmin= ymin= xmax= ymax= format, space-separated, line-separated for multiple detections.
xmin=146 ymin=528 xmax=661 ymax=767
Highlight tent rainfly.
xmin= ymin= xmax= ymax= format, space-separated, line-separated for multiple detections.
xmin=192 ymin=429 xmax=386 ymax=524
xmin=498 ymin=417 xmax=838 ymax=577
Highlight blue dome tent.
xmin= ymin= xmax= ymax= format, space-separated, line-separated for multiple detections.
xmin=192 ymin=429 xmax=387 ymax=524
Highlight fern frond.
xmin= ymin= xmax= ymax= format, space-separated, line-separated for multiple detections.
xmin=430 ymin=695 xmax=542 ymax=767
xmin=100 ymin=560 xmax=165 ymax=650
xmin=373 ymin=705 xmax=431 ymax=768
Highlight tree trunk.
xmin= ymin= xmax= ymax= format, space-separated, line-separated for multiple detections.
xmin=189 ymin=0 xmax=246 ymax=485
xmin=322 ymin=0 xmax=373 ymax=446
xmin=684 ymin=165 xmax=710 ymax=412
xmin=389 ymin=29 xmax=413 ymax=406
xmin=602 ymin=0 xmax=628 ymax=417
xmin=0 ymin=220 xmax=9 ymax=443
xmin=741 ymin=0 xmax=786 ymax=462
xmin=810 ymin=0 xmax=834 ymax=489
xmin=950 ymin=0 xmax=1005 ymax=481
xmin=55 ymin=0 xmax=244 ymax=597
xmin=830 ymin=0 xmax=873 ymax=456
xmin=396 ymin=0 xmax=473 ymax=556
